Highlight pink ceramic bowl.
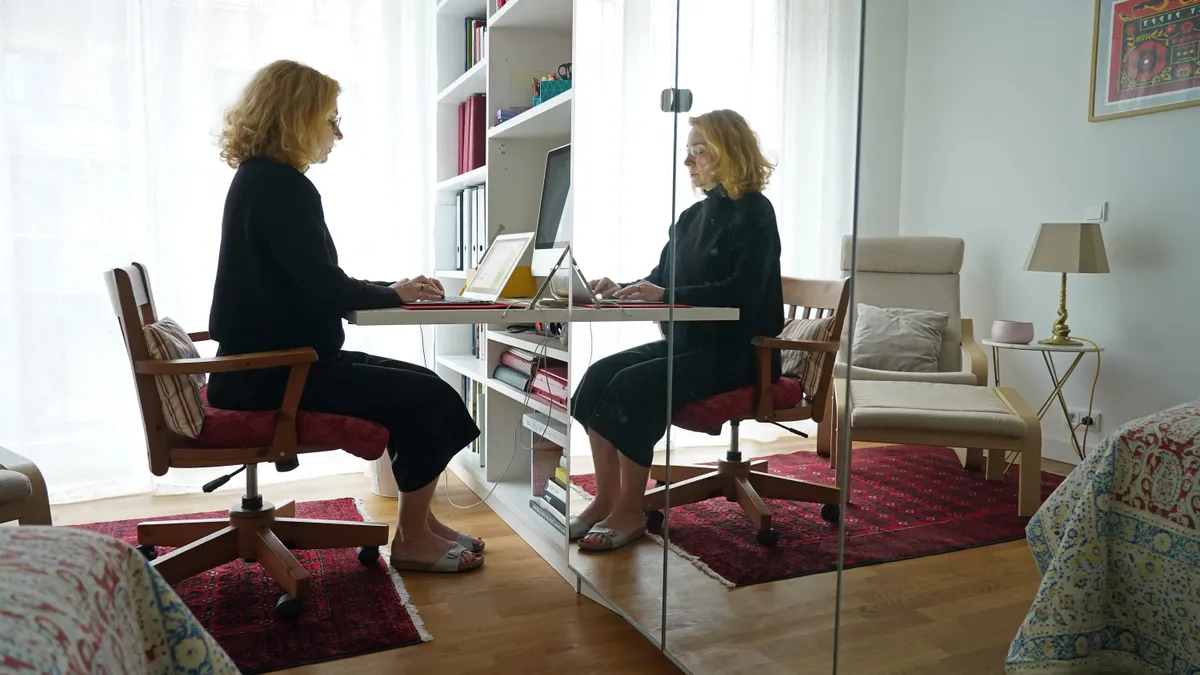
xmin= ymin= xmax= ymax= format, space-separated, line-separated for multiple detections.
xmin=991 ymin=320 xmax=1034 ymax=344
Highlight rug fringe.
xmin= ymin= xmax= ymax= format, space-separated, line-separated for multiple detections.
xmin=354 ymin=497 xmax=433 ymax=643
xmin=568 ymin=483 xmax=735 ymax=588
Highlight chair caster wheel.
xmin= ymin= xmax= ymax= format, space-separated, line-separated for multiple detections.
xmin=756 ymin=529 xmax=780 ymax=546
xmin=357 ymin=546 xmax=381 ymax=567
xmin=136 ymin=544 xmax=157 ymax=561
xmin=646 ymin=510 xmax=665 ymax=534
xmin=821 ymin=504 xmax=840 ymax=522
xmin=276 ymin=594 xmax=302 ymax=621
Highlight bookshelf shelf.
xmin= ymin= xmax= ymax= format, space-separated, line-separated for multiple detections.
xmin=488 ymin=90 xmax=572 ymax=140
xmin=488 ymin=329 xmax=569 ymax=363
xmin=436 ymin=165 xmax=487 ymax=193
xmin=435 ymin=0 xmax=488 ymax=19
xmin=491 ymin=0 xmax=573 ymax=32
xmin=488 ymin=377 xmax=570 ymax=425
xmin=437 ymin=59 xmax=487 ymax=105
xmin=436 ymin=354 xmax=487 ymax=381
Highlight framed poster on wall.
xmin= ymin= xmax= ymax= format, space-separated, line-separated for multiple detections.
xmin=1090 ymin=0 xmax=1200 ymax=121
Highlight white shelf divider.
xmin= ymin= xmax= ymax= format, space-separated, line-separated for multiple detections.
xmin=436 ymin=165 xmax=487 ymax=193
xmin=435 ymin=354 xmax=487 ymax=381
xmin=488 ymin=329 xmax=569 ymax=363
xmin=436 ymin=0 xmax=489 ymax=19
xmin=487 ymin=377 xmax=570 ymax=425
xmin=488 ymin=90 xmax=572 ymax=140
xmin=437 ymin=59 xmax=487 ymax=106
xmin=490 ymin=0 xmax=573 ymax=32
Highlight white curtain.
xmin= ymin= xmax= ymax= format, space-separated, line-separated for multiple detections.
xmin=0 ymin=0 xmax=435 ymax=502
xmin=571 ymin=0 xmax=861 ymax=452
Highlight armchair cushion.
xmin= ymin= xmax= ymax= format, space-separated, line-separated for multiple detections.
xmin=834 ymin=362 xmax=980 ymax=385
xmin=196 ymin=388 xmax=389 ymax=461
xmin=851 ymin=303 xmax=948 ymax=373
xmin=143 ymin=317 xmax=206 ymax=438
xmin=0 ymin=470 xmax=32 ymax=506
xmin=674 ymin=377 xmax=805 ymax=434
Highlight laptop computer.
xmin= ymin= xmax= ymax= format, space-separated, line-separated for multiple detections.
xmin=530 ymin=250 xmax=657 ymax=306
xmin=412 ymin=232 xmax=534 ymax=305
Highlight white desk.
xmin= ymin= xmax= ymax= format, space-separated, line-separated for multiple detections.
xmin=348 ymin=305 xmax=739 ymax=326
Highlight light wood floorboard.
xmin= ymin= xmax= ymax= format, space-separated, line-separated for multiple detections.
xmin=50 ymin=443 xmax=1071 ymax=675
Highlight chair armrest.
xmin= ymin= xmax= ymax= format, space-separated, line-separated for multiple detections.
xmin=960 ymin=318 xmax=988 ymax=385
xmin=187 ymin=331 xmax=211 ymax=342
xmin=134 ymin=348 xmax=317 ymax=376
xmin=752 ymin=337 xmax=840 ymax=352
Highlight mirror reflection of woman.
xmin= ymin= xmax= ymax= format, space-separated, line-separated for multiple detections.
xmin=573 ymin=110 xmax=784 ymax=551
xmin=208 ymin=60 xmax=483 ymax=573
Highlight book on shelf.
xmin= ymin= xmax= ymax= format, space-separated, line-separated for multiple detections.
xmin=456 ymin=183 xmax=486 ymax=270
xmin=464 ymin=18 xmax=486 ymax=72
xmin=492 ymin=363 xmax=530 ymax=392
xmin=531 ymin=365 xmax=569 ymax=409
xmin=529 ymin=497 xmax=565 ymax=534
xmin=522 ymin=411 xmax=569 ymax=449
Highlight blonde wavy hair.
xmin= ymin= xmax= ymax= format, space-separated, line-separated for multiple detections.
xmin=218 ymin=60 xmax=340 ymax=169
xmin=689 ymin=110 xmax=774 ymax=199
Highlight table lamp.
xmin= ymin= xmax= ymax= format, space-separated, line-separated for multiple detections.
xmin=1024 ymin=222 xmax=1109 ymax=346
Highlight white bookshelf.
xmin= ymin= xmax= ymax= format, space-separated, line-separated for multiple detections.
xmin=431 ymin=0 xmax=577 ymax=585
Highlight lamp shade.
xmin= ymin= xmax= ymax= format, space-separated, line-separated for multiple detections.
xmin=1024 ymin=222 xmax=1110 ymax=274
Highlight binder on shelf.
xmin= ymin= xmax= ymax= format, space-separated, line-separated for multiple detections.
xmin=454 ymin=191 xmax=464 ymax=269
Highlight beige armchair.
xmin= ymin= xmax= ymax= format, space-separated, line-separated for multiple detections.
xmin=0 ymin=446 xmax=52 ymax=526
xmin=836 ymin=235 xmax=987 ymax=386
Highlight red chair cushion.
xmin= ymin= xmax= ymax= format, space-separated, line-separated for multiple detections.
xmin=195 ymin=387 xmax=389 ymax=461
xmin=674 ymin=377 xmax=806 ymax=434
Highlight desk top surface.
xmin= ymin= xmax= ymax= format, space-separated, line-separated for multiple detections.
xmin=349 ymin=305 xmax=739 ymax=326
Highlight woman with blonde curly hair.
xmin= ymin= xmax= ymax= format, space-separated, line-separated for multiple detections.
xmin=207 ymin=60 xmax=483 ymax=573
xmin=570 ymin=109 xmax=783 ymax=552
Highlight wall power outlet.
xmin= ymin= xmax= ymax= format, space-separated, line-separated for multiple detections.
xmin=1067 ymin=408 xmax=1101 ymax=431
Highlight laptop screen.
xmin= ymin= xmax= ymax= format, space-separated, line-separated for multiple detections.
xmin=463 ymin=235 xmax=531 ymax=298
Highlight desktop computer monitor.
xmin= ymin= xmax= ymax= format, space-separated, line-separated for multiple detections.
xmin=531 ymin=144 xmax=571 ymax=277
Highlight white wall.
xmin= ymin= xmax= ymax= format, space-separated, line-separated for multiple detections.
xmin=878 ymin=0 xmax=1200 ymax=462
xmin=856 ymin=0 xmax=908 ymax=238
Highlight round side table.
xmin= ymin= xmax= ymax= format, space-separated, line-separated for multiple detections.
xmin=981 ymin=339 xmax=1104 ymax=459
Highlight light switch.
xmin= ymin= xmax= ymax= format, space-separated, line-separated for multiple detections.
xmin=1085 ymin=202 xmax=1107 ymax=222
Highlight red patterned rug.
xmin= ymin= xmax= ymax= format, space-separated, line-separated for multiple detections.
xmin=571 ymin=445 xmax=1065 ymax=587
xmin=73 ymin=498 xmax=427 ymax=674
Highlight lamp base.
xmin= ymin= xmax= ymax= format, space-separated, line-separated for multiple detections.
xmin=1038 ymin=335 xmax=1082 ymax=347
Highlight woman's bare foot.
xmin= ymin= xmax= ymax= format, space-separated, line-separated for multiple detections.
xmin=580 ymin=508 xmax=645 ymax=547
xmin=577 ymin=497 xmax=613 ymax=527
xmin=427 ymin=513 xmax=483 ymax=551
xmin=391 ymin=528 xmax=479 ymax=568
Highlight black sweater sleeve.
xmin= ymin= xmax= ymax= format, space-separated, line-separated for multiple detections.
xmin=254 ymin=180 xmax=404 ymax=313
xmin=673 ymin=197 xmax=779 ymax=308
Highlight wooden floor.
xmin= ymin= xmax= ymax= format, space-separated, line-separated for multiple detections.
xmin=51 ymin=445 xmax=1069 ymax=675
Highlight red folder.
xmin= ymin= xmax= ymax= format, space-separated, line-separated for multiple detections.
xmin=399 ymin=303 xmax=510 ymax=310
xmin=457 ymin=102 xmax=466 ymax=174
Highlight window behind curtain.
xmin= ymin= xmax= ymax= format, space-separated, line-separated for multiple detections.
xmin=0 ymin=0 xmax=434 ymax=501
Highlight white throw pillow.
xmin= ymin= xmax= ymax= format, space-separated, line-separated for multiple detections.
xmin=851 ymin=304 xmax=948 ymax=373
xmin=143 ymin=317 xmax=206 ymax=438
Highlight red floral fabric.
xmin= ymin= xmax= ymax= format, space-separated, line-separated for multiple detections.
xmin=674 ymin=377 xmax=805 ymax=433
xmin=196 ymin=387 xmax=388 ymax=460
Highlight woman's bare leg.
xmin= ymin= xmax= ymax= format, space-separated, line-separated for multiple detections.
xmin=579 ymin=428 xmax=620 ymax=525
xmin=581 ymin=436 xmax=649 ymax=545
xmin=391 ymin=478 xmax=479 ymax=565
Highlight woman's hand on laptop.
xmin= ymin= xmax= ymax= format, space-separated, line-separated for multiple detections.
xmin=589 ymin=277 xmax=620 ymax=297
xmin=391 ymin=275 xmax=445 ymax=302
xmin=613 ymin=280 xmax=664 ymax=302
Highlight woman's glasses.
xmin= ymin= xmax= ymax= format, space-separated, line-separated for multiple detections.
xmin=685 ymin=144 xmax=708 ymax=160
xmin=329 ymin=114 xmax=342 ymax=130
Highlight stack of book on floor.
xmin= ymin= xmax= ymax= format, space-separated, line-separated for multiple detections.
xmin=492 ymin=347 xmax=568 ymax=412
xmin=529 ymin=439 xmax=568 ymax=534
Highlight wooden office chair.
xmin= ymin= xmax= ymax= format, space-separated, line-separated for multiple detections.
xmin=644 ymin=278 xmax=849 ymax=546
xmin=105 ymin=263 xmax=390 ymax=620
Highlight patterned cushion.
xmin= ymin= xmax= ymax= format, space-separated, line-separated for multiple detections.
xmin=779 ymin=316 xmax=836 ymax=388
xmin=674 ymin=377 xmax=805 ymax=434
xmin=195 ymin=388 xmax=389 ymax=461
xmin=143 ymin=318 xmax=205 ymax=438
